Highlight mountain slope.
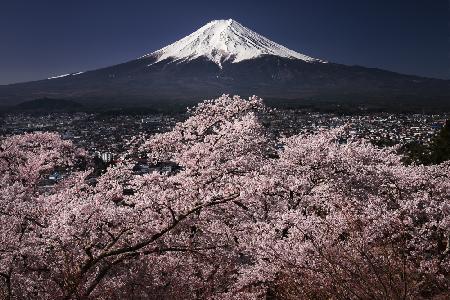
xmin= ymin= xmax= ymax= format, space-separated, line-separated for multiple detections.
xmin=141 ymin=19 xmax=324 ymax=67
xmin=0 ymin=19 xmax=449 ymax=111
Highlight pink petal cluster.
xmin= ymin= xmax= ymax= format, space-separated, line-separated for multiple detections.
xmin=0 ymin=95 xmax=448 ymax=299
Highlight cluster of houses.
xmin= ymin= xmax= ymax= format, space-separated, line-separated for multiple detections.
xmin=132 ymin=161 xmax=181 ymax=175
xmin=37 ymin=147 xmax=181 ymax=193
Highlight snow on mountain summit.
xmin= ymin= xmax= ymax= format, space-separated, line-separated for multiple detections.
xmin=142 ymin=19 xmax=325 ymax=67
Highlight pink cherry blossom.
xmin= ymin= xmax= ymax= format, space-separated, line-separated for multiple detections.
xmin=0 ymin=95 xmax=448 ymax=299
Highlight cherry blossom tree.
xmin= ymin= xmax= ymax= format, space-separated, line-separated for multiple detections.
xmin=0 ymin=95 xmax=448 ymax=299
xmin=0 ymin=133 xmax=84 ymax=299
xmin=228 ymin=130 xmax=449 ymax=299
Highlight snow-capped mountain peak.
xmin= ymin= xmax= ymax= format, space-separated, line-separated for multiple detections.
xmin=141 ymin=19 xmax=325 ymax=67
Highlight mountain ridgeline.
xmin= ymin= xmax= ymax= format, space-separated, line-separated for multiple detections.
xmin=1 ymin=19 xmax=449 ymax=113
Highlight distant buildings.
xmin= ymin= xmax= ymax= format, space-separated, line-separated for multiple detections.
xmin=132 ymin=161 xmax=181 ymax=175
xmin=265 ymin=110 xmax=448 ymax=146
xmin=48 ymin=171 xmax=63 ymax=181
xmin=1 ymin=110 xmax=448 ymax=169
xmin=97 ymin=151 xmax=114 ymax=163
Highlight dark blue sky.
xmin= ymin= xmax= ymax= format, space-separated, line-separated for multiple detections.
xmin=0 ymin=0 xmax=449 ymax=84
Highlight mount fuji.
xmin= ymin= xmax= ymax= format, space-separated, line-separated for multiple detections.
xmin=1 ymin=19 xmax=449 ymax=111
xmin=141 ymin=19 xmax=324 ymax=67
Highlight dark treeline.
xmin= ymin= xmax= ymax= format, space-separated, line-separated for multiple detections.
xmin=401 ymin=120 xmax=450 ymax=165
